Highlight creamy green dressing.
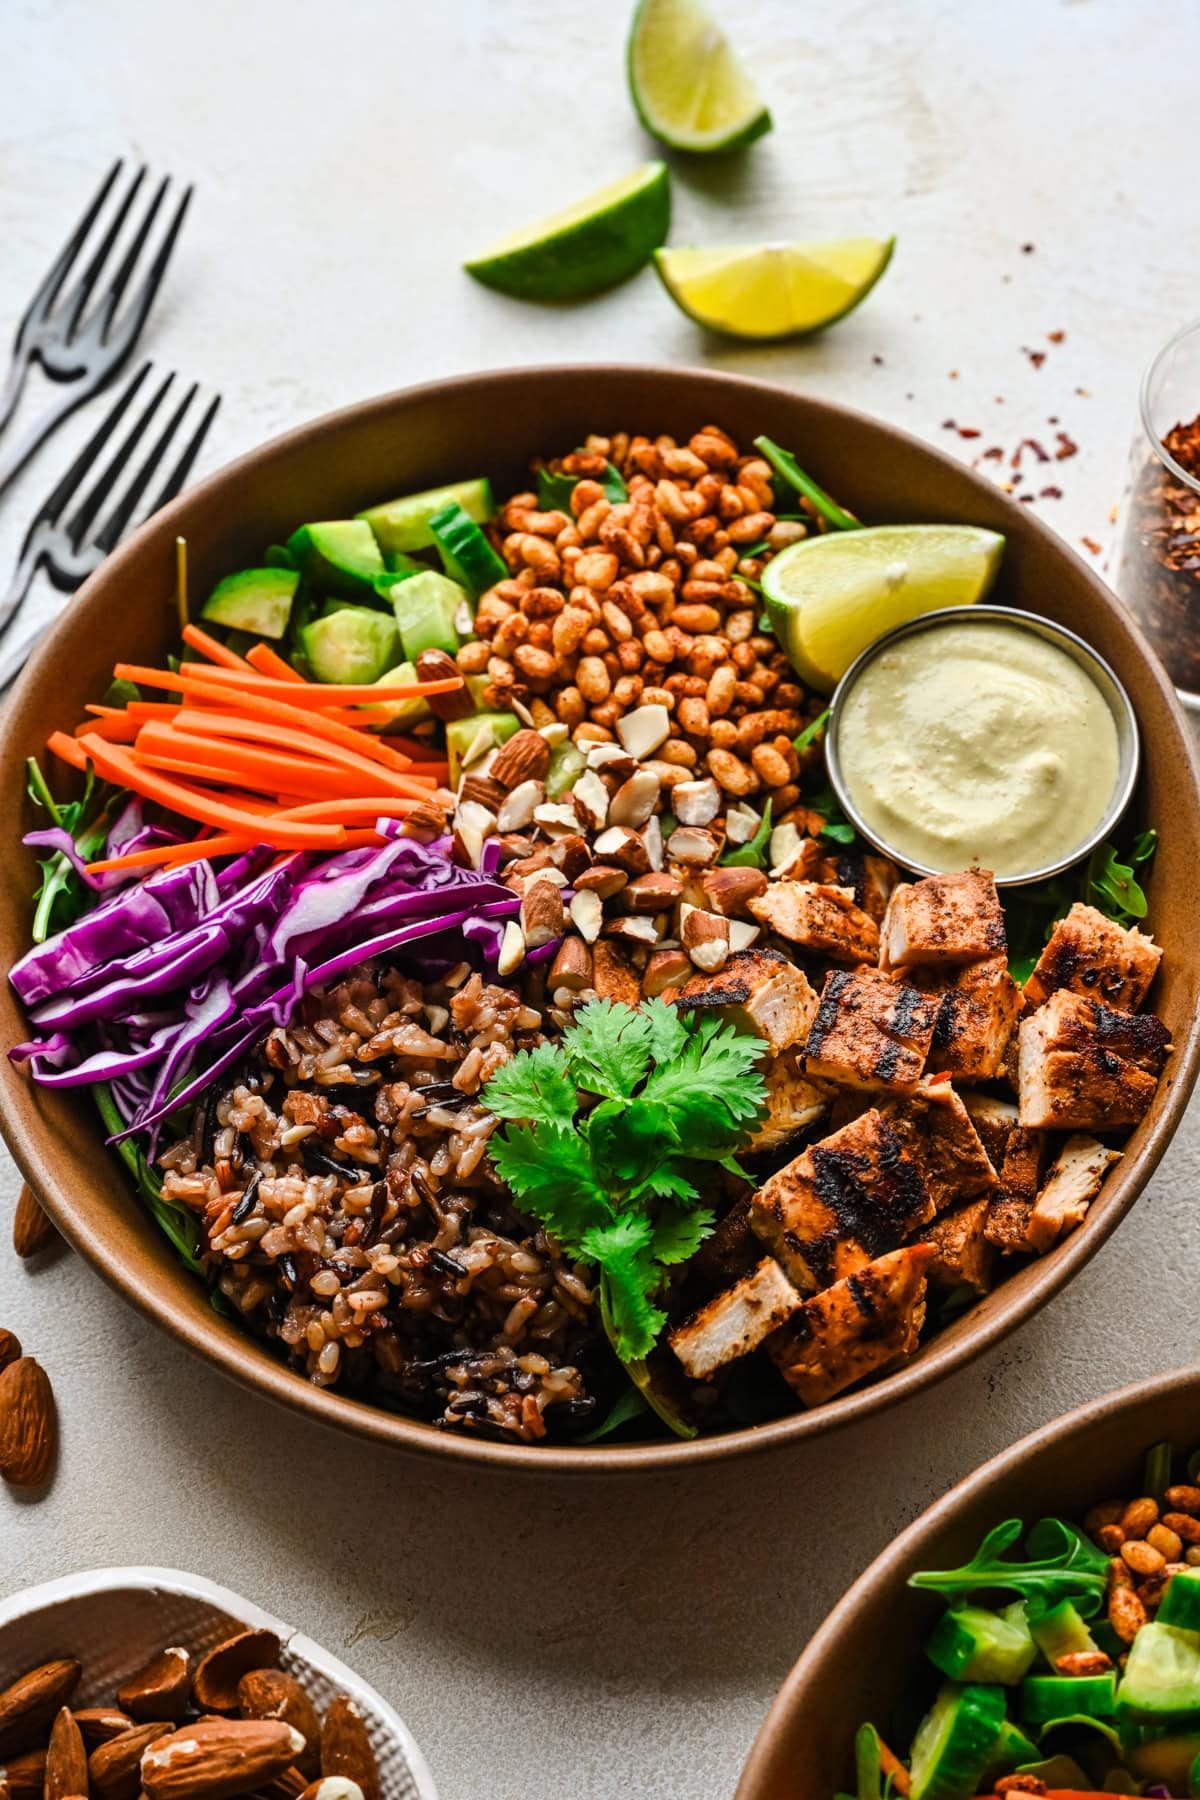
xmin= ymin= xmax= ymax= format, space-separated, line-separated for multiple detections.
xmin=836 ymin=619 xmax=1120 ymax=878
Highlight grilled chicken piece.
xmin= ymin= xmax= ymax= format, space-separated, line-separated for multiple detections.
xmin=1024 ymin=902 xmax=1162 ymax=1013
xmin=1019 ymin=990 xmax=1172 ymax=1131
xmin=1025 ymin=1134 xmax=1122 ymax=1254
xmin=805 ymin=967 xmax=938 ymax=1094
xmin=923 ymin=954 xmax=1023 ymax=1082
xmin=672 ymin=948 xmax=819 ymax=1055
xmin=767 ymin=1244 xmax=933 ymax=1407
xmin=962 ymin=1093 xmax=1020 ymax=1168
xmin=881 ymin=1076 xmax=998 ymax=1210
xmin=747 ymin=881 xmax=880 ymax=963
xmin=812 ymin=849 xmax=901 ymax=924
xmin=880 ymin=871 xmax=1006 ymax=971
xmin=749 ymin=1049 xmax=832 ymax=1153
xmin=669 ymin=1257 xmax=802 ymax=1380
xmin=922 ymin=1199 xmax=994 ymax=1294
xmin=984 ymin=1125 xmax=1050 ymax=1251
xmin=751 ymin=1108 xmax=936 ymax=1292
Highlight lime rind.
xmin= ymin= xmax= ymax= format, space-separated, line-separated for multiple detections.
xmin=465 ymin=162 xmax=671 ymax=302
xmin=628 ymin=0 xmax=771 ymax=154
xmin=654 ymin=237 xmax=895 ymax=339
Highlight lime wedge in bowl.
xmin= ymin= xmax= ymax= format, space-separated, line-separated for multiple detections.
xmin=654 ymin=238 xmax=894 ymax=339
xmin=762 ymin=524 xmax=1006 ymax=693
xmin=628 ymin=0 xmax=771 ymax=153
xmin=464 ymin=163 xmax=670 ymax=301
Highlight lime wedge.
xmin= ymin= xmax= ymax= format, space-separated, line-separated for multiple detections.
xmin=465 ymin=163 xmax=670 ymax=301
xmin=654 ymin=238 xmax=894 ymax=339
xmin=628 ymin=0 xmax=771 ymax=153
xmin=762 ymin=525 xmax=1006 ymax=693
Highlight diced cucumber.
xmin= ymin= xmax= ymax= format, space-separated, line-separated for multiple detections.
xmin=1118 ymin=1622 xmax=1200 ymax=1721
xmin=385 ymin=550 xmax=429 ymax=575
xmin=445 ymin=711 xmax=521 ymax=787
xmin=201 ymin=567 xmax=299 ymax=640
xmin=369 ymin=662 xmax=433 ymax=732
xmin=1161 ymin=1571 xmax=1200 ymax=1633
xmin=909 ymin=1683 xmax=1008 ymax=1800
xmin=1029 ymin=1598 xmax=1100 ymax=1667
xmin=466 ymin=672 xmax=491 ymax=710
xmin=429 ymin=499 xmax=508 ymax=599
xmin=979 ymin=1719 xmax=1040 ymax=1786
xmin=926 ymin=1603 xmax=1036 ymax=1685
xmin=359 ymin=477 xmax=495 ymax=555
xmin=1121 ymin=1724 xmax=1200 ymax=1788
xmin=300 ymin=606 xmax=400 ymax=685
xmin=546 ymin=738 xmax=585 ymax=798
xmin=1013 ymin=1753 xmax=1091 ymax=1788
xmin=1022 ymin=1672 xmax=1117 ymax=1722
xmin=393 ymin=570 xmax=468 ymax=662
xmin=287 ymin=520 xmax=385 ymax=598
xmin=264 ymin=543 xmax=298 ymax=570
xmin=853 ymin=1725 xmax=890 ymax=1800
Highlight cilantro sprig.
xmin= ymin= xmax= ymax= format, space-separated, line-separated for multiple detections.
xmin=484 ymin=999 xmax=767 ymax=1379
xmin=908 ymin=1516 xmax=1110 ymax=1614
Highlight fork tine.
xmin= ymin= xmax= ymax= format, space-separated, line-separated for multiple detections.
xmin=63 ymin=371 xmax=175 ymax=551
xmin=104 ymin=183 xmax=194 ymax=355
xmin=19 ymin=362 xmax=153 ymax=546
xmin=143 ymin=390 xmax=220 ymax=517
xmin=89 ymin=380 xmax=198 ymax=555
xmin=57 ymin=165 xmax=148 ymax=340
xmin=91 ymin=173 xmax=170 ymax=340
xmin=11 ymin=159 xmax=124 ymax=350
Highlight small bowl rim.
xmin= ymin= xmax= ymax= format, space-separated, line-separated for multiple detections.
xmin=1139 ymin=312 xmax=1200 ymax=498
xmin=735 ymin=1362 xmax=1200 ymax=1799
xmin=0 ymin=360 xmax=1197 ymax=1475
xmin=825 ymin=603 xmax=1142 ymax=885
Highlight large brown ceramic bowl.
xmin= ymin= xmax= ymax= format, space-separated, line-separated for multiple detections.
xmin=1 ymin=365 xmax=1197 ymax=1473
xmin=737 ymin=1365 xmax=1200 ymax=1798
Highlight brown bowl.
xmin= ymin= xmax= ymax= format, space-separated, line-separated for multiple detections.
xmin=737 ymin=1364 xmax=1200 ymax=1798
xmin=1 ymin=363 xmax=1197 ymax=1474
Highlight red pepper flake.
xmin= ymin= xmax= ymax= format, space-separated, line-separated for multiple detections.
xmin=958 ymin=427 xmax=981 ymax=439
xmin=1048 ymin=330 xmax=1066 ymax=344
xmin=942 ymin=418 xmax=957 ymax=430
xmin=872 ymin=354 xmax=884 ymax=365
xmin=1039 ymin=485 xmax=1063 ymax=500
xmin=1012 ymin=438 xmax=1050 ymax=468
xmin=1075 ymin=386 xmax=1091 ymax=397
xmin=1023 ymin=347 xmax=1047 ymax=369
xmin=981 ymin=446 xmax=1005 ymax=461
xmin=1021 ymin=243 xmax=1035 ymax=253
xmin=1082 ymin=536 xmax=1102 ymax=555
xmin=1018 ymin=493 xmax=1036 ymax=503
xmin=1055 ymin=431 xmax=1079 ymax=461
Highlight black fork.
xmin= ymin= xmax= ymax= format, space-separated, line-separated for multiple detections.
xmin=0 ymin=363 xmax=220 ymax=688
xmin=0 ymin=160 xmax=192 ymax=501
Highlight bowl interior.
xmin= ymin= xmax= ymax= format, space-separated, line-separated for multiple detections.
xmin=736 ymin=1368 xmax=1200 ymax=1799
xmin=2 ymin=363 xmax=1198 ymax=1473
xmin=0 ymin=1566 xmax=436 ymax=1800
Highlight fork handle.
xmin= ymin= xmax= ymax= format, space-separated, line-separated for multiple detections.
xmin=0 ymin=383 xmax=85 ymax=504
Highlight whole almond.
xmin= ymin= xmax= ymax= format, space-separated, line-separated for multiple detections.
xmin=117 ymin=1650 xmax=189 ymax=1724
xmin=72 ymin=1716 xmax=134 ymax=1752
xmin=254 ymin=1771 xmax=308 ymax=1800
xmin=12 ymin=1186 xmax=55 ymax=1259
xmin=319 ymin=1700 xmax=378 ymax=1800
xmin=237 ymin=1674 xmax=319 ymax=1779
xmin=45 ymin=1707 xmax=88 ymax=1800
xmin=490 ymin=729 xmax=549 ymax=789
xmin=141 ymin=1719 xmax=303 ymax=1800
xmin=89 ymin=1724 xmax=172 ymax=1800
xmin=0 ymin=1358 xmax=56 ymax=1488
xmin=0 ymin=1748 xmax=46 ymax=1800
xmin=0 ymin=1331 xmax=20 ymax=1374
xmin=0 ymin=1665 xmax=80 ymax=1759
xmin=191 ymin=1632 xmax=280 ymax=1715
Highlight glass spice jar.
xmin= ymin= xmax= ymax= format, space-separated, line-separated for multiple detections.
xmin=1115 ymin=316 xmax=1200 ymax=708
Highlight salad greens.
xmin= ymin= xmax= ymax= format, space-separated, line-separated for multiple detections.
xmin=753 ymin=433 xmax=861 ymax=532
xmin=26 ymin=756 xmax=114 ymax=944
xmin=1005 ymin=830 xmax=1158 ymax=984
xmin=537 ymin=458 xmax=627 ymax=511
xmin=721 ymin=797 xmax=773 ymax=868
xmin=909 ymin=1516 xmax=1110 ymax=1614
xmin=483 ymin=997 xmax=767 ymax=1376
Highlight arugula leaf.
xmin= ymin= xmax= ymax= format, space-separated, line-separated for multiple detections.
xmin=537 ymin=459 xmax=627 ymax=512
xmin=577 ymin=1380 xmax=650 ymax=1443
xmin=793 ymin=708 xmax=830 ymax=755
xmin=753 ymin=434 xmax=860 ymax=532
xmin=482 ymin=999 xmax=768 ymax=1406
xmin=1004 ymin=831 xmax=1158 ymax=982
xmin=721 ymin=797 xmax=772 ymax=868
xmin=909 ymin=1516 xmax=1109 ymax=1613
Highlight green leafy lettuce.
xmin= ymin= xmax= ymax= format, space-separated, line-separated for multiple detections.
xmin=909 ymin=1516 xmax=1110 ymax=1614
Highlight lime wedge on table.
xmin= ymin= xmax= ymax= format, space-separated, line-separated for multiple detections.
xmin=628 ymin=0 xmax=771 ymax=153
xmin=762 ymin=525 xmax=1006 ymax=694
xmin=654 ymin=238 xmax=894 ymax=339
xmin=464 ymin=163 xmax=670 ymax=301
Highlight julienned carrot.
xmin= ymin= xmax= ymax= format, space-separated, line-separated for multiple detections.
xmin=75 ymin=735 xmax=346 ymax=847
xmin=277 ymin=796 xmax=426 ymax=822
xmin=181 ymin=623 xmax=253 ymax=670
xmin=163 ymin=827 xmax=386 ymax=869
xmin=72 ymin=713 xmax=141 ymax=742
xmin=86 ymin=834 xmax=255 ymax=874
xmin=84 ymin=703 xmax=125 ymax=718
xmin=245 ymin=642 xmax=304 ymax=681
xmin=167 ymin=708 xmax=431 ymax=797
xmin=125 ymin=701 xmax=185 ymax=722
xmin=111 ymin=667 xmax=413 ymax=772
xmin=135 ymin=720 xmax=416 ymax=801
xmin=134 ymin=740 xmax=371 ymax=805
xmin=176 ymin=663 xmax=464 ymax=703
xmin=48 ymin=730 xmax=90 ymax=772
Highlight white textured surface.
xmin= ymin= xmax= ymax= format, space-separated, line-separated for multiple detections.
xmin=2 ymin=3 xmax=1199 ymax=1798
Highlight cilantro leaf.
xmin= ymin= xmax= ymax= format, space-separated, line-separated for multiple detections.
xmin=640 ymin=1014 xmax=767 ymax=1148
xmin=564 ymin=997 xmax=653 ymax=1099
xmin=586 ymin=1097 xmax=678 ymax=1187
xmin=641 ymin=996 xmax=687 ymax=1065
xmin=636 ymin=1163 xmax=701 ymax=1207
xmin=488 ymin=1122 xmax=608 ymax=1255
xmin=483 ymin=1041 xmax=577 ymax=1127
xmin=649 ymin=1203 xmax=714 ymax=1266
